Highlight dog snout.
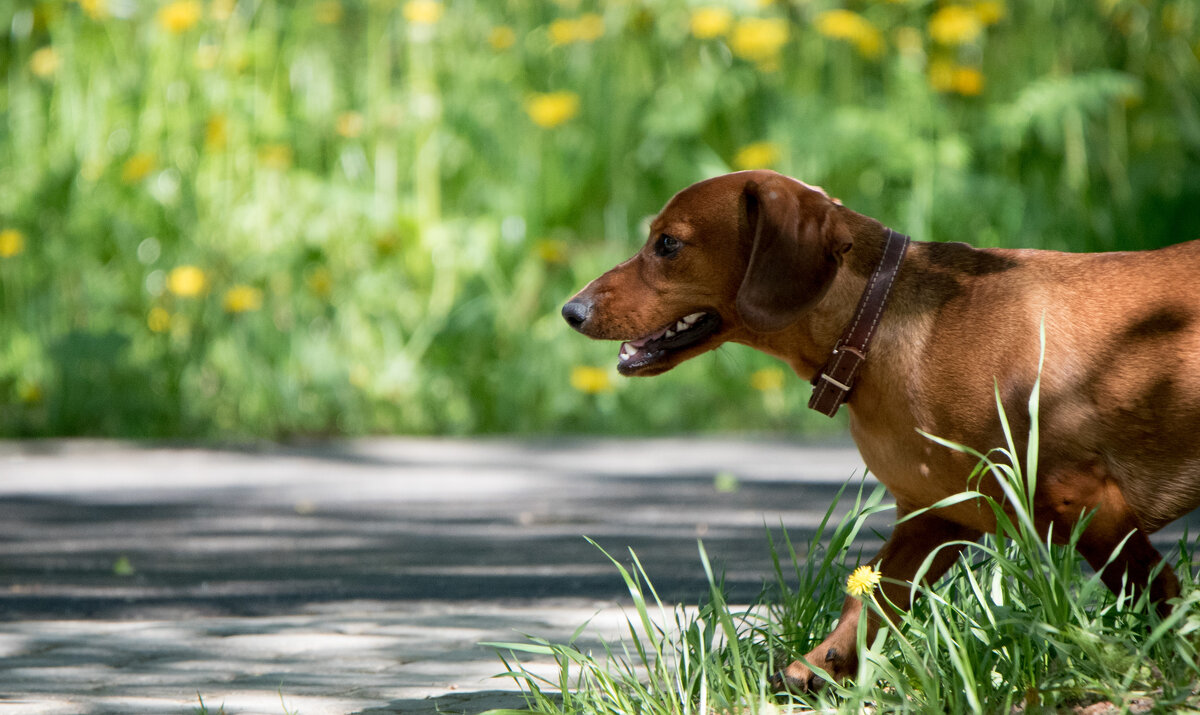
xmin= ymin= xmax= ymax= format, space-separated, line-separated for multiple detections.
xmin=561 ymin=298 xmax=592 ymax=332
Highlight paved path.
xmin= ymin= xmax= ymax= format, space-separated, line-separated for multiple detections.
xmin=6 ymin=440 xmax=1196 ymax=715
xmin=0 ymin=439 xmax=877 ymax=715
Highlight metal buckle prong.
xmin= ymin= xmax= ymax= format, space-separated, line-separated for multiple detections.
xmin=819 ymin=373 xmax=852 ymax=392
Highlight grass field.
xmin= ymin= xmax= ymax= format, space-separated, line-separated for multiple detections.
xmin=1 ymin=0 xmax=1198 ymax=438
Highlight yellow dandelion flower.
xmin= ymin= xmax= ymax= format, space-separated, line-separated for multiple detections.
xmin=147 ymin=307 xmax=171 ymax=333
xmin=489 ymin=25 xmax=517 ymax=50
xmin=258 ymin=143 xmax=293 ymax=170
xmin=815 ymin=9 xmax=883 ymax=58
xmin=973 ymin=0 xmax=1006 ymax=26
xmin=526 ymin=91 xmax=580 ymax=129
xmin=79 ymin=0 xmax=108 ymax=20
xmin=158 ymin=0 xmax=202 ymax=34
xmin=846 ymin=564 xmax=882 ymax=597
xmin=30 ymin=47 xmax=60 ymax=78
xmin=733 ymin=141 xmax=782 ymax=170
xmin=536 ymin=239 xmax=568 ymax=265
xmin=336 ymin=111 xmax=365 ymax=138
xmin=403 ymin=0 xmax=443 ymax=25
xmin=750 ymin=367 xmax=785 ymax=392
xmin=205 ymin=115 xmax=228 ymax=151
xmin=548 ymin=18 xmax=578 ymax=46
xmin=167 ymin=265 xmax=207 ymax=297
xmin=570 ymin=366 xmax=612 ymax=394
xmin=952 ymin=66 xmax=985 ymax=96
xmin=314 ymin=1 xmax=343 ymax=24
xmin=928 ymin=5 xmax=982 ymax=45
xmin=0 ymin=229 xmax=25 ymax=258
xmin=731 ymin=17 xmax=789 ymax=66
xmin=928 ymin=58 xmax=957 ymax=92
xmin=17 ymin=381 xmax=43 ymax=405
xmin=223 ymin=285 xmax=263 ymax=313
xmin=575 ymin=13 xmax=605 ymax=41
xmin=690 ymin=7 xmax=733 ymax=39
xmin=306 ymin=266 xmax=333 ymax=298
xmin=121 ymin=153 xmax=156 ymax=184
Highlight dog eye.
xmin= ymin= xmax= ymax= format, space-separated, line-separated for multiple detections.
xmin=654 ymin=234 xmax=682 ymax=258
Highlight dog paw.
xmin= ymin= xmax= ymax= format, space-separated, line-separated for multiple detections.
xmin=769 ymin=658 xmax=825 ymax=693
xmin=770 ymin=647 xmax=854 ymax=693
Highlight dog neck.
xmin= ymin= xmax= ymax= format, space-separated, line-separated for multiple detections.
xmin=743 ymin=221 xmax=901 ymax=382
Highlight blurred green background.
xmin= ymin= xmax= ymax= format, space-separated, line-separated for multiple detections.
xmin=0 ymin=0 xmax=1197 ymax=439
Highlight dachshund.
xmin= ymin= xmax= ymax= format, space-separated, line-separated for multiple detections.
xmin=562 ymin=169 xmax=1200 ymax=690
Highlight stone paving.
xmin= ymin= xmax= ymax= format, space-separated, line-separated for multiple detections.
xmin=0 ymin=438 xmax=876 ymax=715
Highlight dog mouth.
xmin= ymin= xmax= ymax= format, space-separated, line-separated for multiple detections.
xmin=617 ymin=311 xmax=722 ymax=375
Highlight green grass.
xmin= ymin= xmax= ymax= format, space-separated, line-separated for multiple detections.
xmin=2 ymin=1 xmax=1199 ymax=438
xmin=487 ymin=356 xmax=1200 ymax=714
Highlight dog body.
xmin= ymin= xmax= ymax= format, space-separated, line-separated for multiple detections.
xmin=563 ymin=170 xmax=1200 ymax=688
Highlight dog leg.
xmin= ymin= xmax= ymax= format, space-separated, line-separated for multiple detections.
xmin=1044 ymin=467 xmax=1181 ymax=616
xmin=773 ymin=510 xmax=981 ymax=692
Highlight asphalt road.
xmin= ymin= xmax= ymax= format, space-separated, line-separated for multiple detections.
xmin=0 ymin=438 xmax=877 ymax=715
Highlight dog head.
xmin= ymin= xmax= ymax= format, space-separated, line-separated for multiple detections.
xmin=562 ymin=170 xmax=853 ymax=376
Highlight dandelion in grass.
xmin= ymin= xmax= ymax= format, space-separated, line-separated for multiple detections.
xmin=158 ymin=0 xmax=202 ymax=34
xmin=0 ymin=229 xmax=25 ymax=258
xmin=205 ymin=115 xmax=228 ymax=151
xmin=929 ymin=5 xmax=983 ymax=45
xmin=76 ymin=0 xmax=108 ymax=20
xmin=536 ymin=239 xmax=568 ymax=265
xmin=526 ymin=92 xmax=580 ymax=129
xmin=29 ymin=47 xmax=60 ymax=78
xmin=846 ymin=564 xmax=882 ymax=597
xmin=147 ymin=307 xmax=171 ymax=333
xmin=731 ymin=17 xmax=789 ymax=69
xmin=121 ymin=153 xmax=156 ymax=184
xmin=973 ymin=0 xmax=1006 ymax=26
xmin=17 ymin=382 xmax=42 ymax=405
xmin=489 ymin=26 xmax=516 ymax=51
xmin=690 ymin=7 xmax=733 ymax=39
xmin=403 ymin=1 xmax=443 ymax=25
xmin=167 ymin=266 xmax=207 ymax=298
xmin=570 ymin=366 xmax=612 ymax=395
xmin=750 ymin=367 xmax=784 ymax=392
xmin=549 ymin=15 xmax=604 ymax=46
xmin=575 ymin=14 xmax=605 ymax=42
xmin=928 ymin=58 xmax=957 ymax=93
xmin=223 ymin=285 xmax=263 ymax=314
xmin=952 ymin=66 xmax=985 ymax=96
xmin=816 ymin=10 xmax=884 ymax=59
xmin=733 ymin=141 xmax=781 ymax=170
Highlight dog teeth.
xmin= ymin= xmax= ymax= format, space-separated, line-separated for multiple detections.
xmin=684 ymin=313 xmax=703 ymax=324
xmin=675 ymin=321 xmax=687 ymax=331
xmin=665 ymin=329 xmax=675 ymax=338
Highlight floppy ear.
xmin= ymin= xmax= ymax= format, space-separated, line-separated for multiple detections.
xmin=736 ymin=178 xmax=849 ymax=333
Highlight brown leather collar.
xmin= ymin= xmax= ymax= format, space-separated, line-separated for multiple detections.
xmin=808 ymin=228 xmax=911 ymax=417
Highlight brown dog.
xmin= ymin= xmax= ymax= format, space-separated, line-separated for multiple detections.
xmin=562 ymin=169 xmax=1200 ymax=690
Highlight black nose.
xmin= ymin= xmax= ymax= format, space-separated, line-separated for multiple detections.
xmin=561 ymin=299 xmax=592 ymax=331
